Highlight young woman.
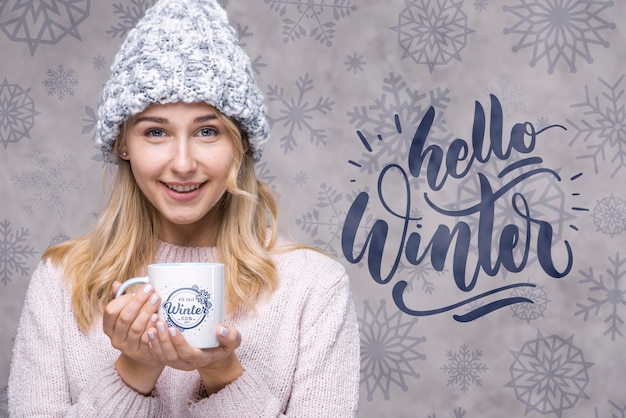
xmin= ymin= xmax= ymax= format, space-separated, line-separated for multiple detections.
xmin=8 ymin=0 xmax=359 ymax=416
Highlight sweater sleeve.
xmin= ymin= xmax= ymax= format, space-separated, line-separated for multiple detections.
xmin=8 ymin=260 xmax=159 ymax=417
xmin=283 ymin=270 xmax=360 ymax=417
xmin=187 ymin=260 xmax=360 ymax=417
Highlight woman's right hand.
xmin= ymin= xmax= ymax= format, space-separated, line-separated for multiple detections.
xmin=103 ymin=281 xmax=165 ymax=395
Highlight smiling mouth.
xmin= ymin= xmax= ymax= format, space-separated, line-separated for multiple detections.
xmin=166 ymin=183 xmax=202 ymax=193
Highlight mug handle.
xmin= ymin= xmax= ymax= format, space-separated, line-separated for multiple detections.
xmin=115 ymin=276 xmax=149 ymax=298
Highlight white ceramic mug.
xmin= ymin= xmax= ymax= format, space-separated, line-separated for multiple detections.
xmin=115 ymin=262 xmax=225 ymax=349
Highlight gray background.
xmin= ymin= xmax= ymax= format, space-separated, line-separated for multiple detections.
xmin=1 ymin=0 xmax=625 ymax=417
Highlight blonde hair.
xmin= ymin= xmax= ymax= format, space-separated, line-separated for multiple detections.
xmin=44 ymin=107 xmax=279 ymax=331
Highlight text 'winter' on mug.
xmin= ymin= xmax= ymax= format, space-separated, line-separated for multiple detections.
xmin=115 ymin=262 xmax=225 ymax=349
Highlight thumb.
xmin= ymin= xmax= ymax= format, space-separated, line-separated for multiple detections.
xmin=216 ymin=325 xmax=241 ymax=351
xmin=110 ymin=281 xmax=122 ymax=298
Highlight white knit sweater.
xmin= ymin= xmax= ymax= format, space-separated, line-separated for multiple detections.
xmin=9 ymin=241 xmax=360 ymax=417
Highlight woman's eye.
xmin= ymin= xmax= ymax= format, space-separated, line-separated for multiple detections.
xmin=197 ymin=127 xmax=216 ymax=137
xmin=145 ymin=128 xmax=166 ymax=137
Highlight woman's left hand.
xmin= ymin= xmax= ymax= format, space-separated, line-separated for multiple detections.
xmin=146 ymin=322 xmax=244 ymax=394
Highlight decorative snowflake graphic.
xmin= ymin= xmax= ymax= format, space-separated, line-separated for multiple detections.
xmin=594 ymin=399 xmax=626 ymax=418
xmin=391 ymin=0 xmax=475 ymax=73
xmin=165 ymin=317 xmax=177 ymax=329
xmin=509 ymin=282 xmax=549 ymax=323
xmin=255 ymin=160 xmax=277 ymax=187
xmin=266 ymin=74 xmax=334 ymax=154
xmin=80 ymin=105 xmax=111 ymax=165
xmin=0 ymin=0 xmax=90 ymax=55
xmin=265 ymin=0 xmax=356 ymax=46
xmin=346 ymin=72 xmax=452 ymax=175
xmin=503 ymin=0 xmax=615 ymax=74
xmin=108 ymin=0 xmax=157 ymax=38
xmin=43 ymin=64 xmax=79 ymax=101
xmin=567 ymin=75 xmax=626 ymax=178
xmin=535 ymin=116 xmax=550 ymax=130
xmin=0 ymin=220 xmax=37 ymax=285
xmin=195 ymin=287 xmax=212 ymax=308
xmin=192 ymin=285 xmax=211 ymax=305
xmin=345 ymin=52 xmax=365 ymax=74
xmin=0 ymin=78 xmax=40 ymax=149
xmin=49 ymin=234 xmax=70 ymax=246
xmin=12 ymin=151 xmax=84 ymax=218
xmin=505 ymin=331 xmax=593 ymax=418
xmin=575 ymin=253 xmax=626 ymax=341
xmin=359 ymin=299 xmax=427 ymax=401
xmin=441 ymin=344 xmax=488 ymax=393
xmin=92 ymin=55 xmax=107 ymax=70
xmin=481 ymin=74 xmax=527 ymax=114
xmin=395 ymin=257 xmax=443 ymax=295
xmin=474 ymin=0 xmax=488 ymax=11
xmin=593 ymin=194 xmax=626 ymax=237
xmin=293 ymin=171 xmax=309 ymax=186
xmin=236 ymin=24 xmax=267 ymax=76
xmin=295 ymin=183 xmax=371 ymax=258
xmin=81 ymin=105 xmax=98 ymax=137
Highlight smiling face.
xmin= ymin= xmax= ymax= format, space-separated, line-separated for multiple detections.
xmin=119 ymin=101 xmax=238 ymax=246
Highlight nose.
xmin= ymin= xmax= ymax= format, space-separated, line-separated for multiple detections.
xmin=170 ymin=137 xmax=196 ymax=175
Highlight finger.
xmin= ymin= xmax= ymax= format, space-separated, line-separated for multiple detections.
xmin=146 ymin=325 xmax=164 ymax=360
xmin=103 ymin=291 xmax=134 ymax=336
xmin=127 ymin=291 xmax=161 ymax=345
xmin=167 ymin=325 xmax=197 ymax=359
xmin=141 ymin=313 xmax=159 ymax=345
xmin=215 ymin=325 xmax=241 ymax=352
xmin=112 ymin=284 xmax=158 ymax=344
xmin=155 ymin=321 xmax=180 ymax=363
xmin=110 ymin=281 xmax=122 ymax=298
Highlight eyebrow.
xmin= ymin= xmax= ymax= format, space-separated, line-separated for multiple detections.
xmin=133 ymin=114 xmax=218 ymax=125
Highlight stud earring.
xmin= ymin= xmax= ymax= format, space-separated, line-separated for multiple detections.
xmin=122 ymin=151 xmax=128 ymax=157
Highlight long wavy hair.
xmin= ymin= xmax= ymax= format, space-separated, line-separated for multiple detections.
xmin=44 ymin=106 xmax=279 ymax=332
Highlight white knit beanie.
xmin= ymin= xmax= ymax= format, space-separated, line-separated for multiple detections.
xmin=95 ymin=0 xmax=269 ymax=162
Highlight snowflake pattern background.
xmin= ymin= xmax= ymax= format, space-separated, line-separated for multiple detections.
xmin=359 ymin=299 xmax=427 ymax=401
xmin=509 ymin=283 xmax=550 ymax=323
xmin=503 ymin=0 xmax=616 ymax=74
xmin=0 ymin=79 xmax=39 ymax=149
xmin=391 ymin=0 xmax=475 ymax=73
xmin=441 ymin=344 xmax=488 ymax=393
xmin=567 ymin=75 xmax=626 ymax=178
xmin=594 ymin=400 xmax=626 ymax=418
xmin=345 ymin=52 xmax=366 ymax=74
xmin=43 ymin=64 xmax=79 ymax=101
xmin=108 ymin=0 xmax=158 ymax=38
xmin=0 ymin=0 xmax=90 ymax=55
xmin=593 ymin=194 xmax=626 ymax=237
xmin=346 ymin=72 xmax=452 ymax=175
xmin=0 ymin=220 xmax=37 ymax=285
xmin=575 ymin=252 xmax=626 ymax=341
xmin=265 ymin=0 xmax=357 ymax=46
xmin=505 ymin=331 xmax=593 ymax=417
xmin=266 ymin=74 xmax=334 ymax=154
xmin=12 ymin=151 xmax=84 ymax=218
xmin=1 ymin=0 xmax=625 ymax=416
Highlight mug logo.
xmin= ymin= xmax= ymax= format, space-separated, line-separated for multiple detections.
xmin=162 ymin=285 xmax=212 ymax=330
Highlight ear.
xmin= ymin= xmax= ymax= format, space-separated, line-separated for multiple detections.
xmin=118 ymin=146 xmax=129 ymax=160
xmin=242 ymin=136 xmax=250 ymax=155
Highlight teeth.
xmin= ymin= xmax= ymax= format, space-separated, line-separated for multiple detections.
xmin=167 ymin=184 xmax=200 ymax=192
